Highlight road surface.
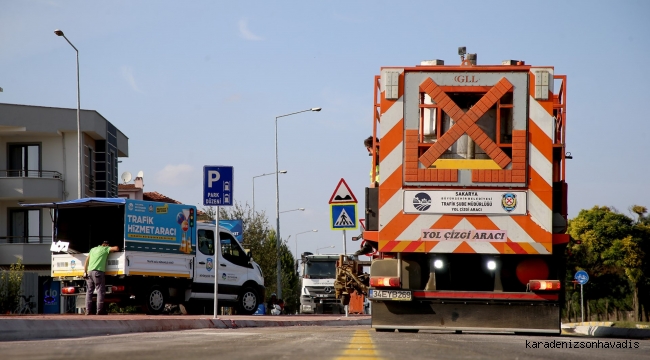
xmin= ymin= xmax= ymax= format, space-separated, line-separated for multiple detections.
xmin=1 ymin=326 xmax=648 ymax=360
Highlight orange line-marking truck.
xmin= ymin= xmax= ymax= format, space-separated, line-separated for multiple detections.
xmin=356 ymin=48 xmax=569 ymax=334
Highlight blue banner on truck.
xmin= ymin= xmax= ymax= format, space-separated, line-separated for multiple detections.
xmin=124 ymin=199 xmax=196 ymax=254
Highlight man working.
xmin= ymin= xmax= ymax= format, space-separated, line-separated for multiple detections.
xmin=364 ymin=136 xmax=380 ymax=186
xmin=83 ymin=240 xmax=119 ymax=315
xmin=355 ymin=136 xmax=380 ymax=257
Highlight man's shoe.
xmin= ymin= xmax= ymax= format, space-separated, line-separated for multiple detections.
xmin=354 ymin=242 xmax=374 ymax=256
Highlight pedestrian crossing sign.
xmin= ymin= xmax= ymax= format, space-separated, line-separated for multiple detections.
xmin=330 ymin=203 xmax=357 ymax=230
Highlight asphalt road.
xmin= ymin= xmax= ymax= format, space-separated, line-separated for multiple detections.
xmin=1 ymin=326 xmax=649 ymax=360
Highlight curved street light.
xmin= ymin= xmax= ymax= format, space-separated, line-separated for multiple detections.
xmin=252 ymin=170 xmax=286 ymax=213
xmin=54 ymin=29 xmax=82 ymax=198
xmin=280 ymin=208 xmax=305 ymax=214
xmin=275 ymin=107 xmax=321 ymax=299
xmin=316 ymin=245 xmax=335 ymax=255
xmin=295 ymin=229 xmax=318 ymax=260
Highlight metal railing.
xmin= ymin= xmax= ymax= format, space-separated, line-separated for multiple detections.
xmin=0 ymin=170 xmax=63 ymax=179
xmin=0 ymin=236 xmax=52 ymax=244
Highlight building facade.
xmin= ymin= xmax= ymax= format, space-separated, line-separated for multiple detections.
xmin=0 ymin=103 xmax=128 ymax=274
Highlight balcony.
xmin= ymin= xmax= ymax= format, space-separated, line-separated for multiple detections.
xmin=0 ymin=170 xmax=64 ymax=201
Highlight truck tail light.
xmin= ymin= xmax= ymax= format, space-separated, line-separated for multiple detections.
xmin=112 ymin=285 xmax=125 ymax=292
xmin=370 ymin=277 xmax=400 ymax=288
xmin=529 ymin=280 xmax=561 ymax=291
xmin=62 ymin=286 xmax=77 ymax=294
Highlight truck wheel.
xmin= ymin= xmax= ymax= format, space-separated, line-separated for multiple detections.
xmin=398 ymin=329 xmax=419 ymax=333
xmin=375 ymin=328 xmax=395 ymax=332
xmin=144 ymin=285 xmax=167 ymax=315
xmin=237 ymin=287 xmax=259 ymax=315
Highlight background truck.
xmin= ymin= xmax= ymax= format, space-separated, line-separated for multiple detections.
xmin=359 ymin=49 xmax=569 ymax=333
xmin=28 ymin=198 xmax=264 ymax=315
xmin=299 ymin=252 xmax=343 ymax=314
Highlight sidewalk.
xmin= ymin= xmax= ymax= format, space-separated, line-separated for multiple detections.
xmin=0 ymin=314 xmax=371 ymax=342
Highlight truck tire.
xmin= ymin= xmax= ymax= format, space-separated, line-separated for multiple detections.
xmin=237 ymin=287 xmax=259 ymax=315
xmin=144 ymin=285 xmax=167 ymax=315
xmin=375 ymin=328 xmax=395 ymax=332
xmin=398 ymin=329 xmax=419 ymax=333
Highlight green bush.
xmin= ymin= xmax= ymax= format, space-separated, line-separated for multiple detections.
xmin=108 ymin=303 xmax=140 ymax=314
xmin=0 ymin=260 xmax=25 ymax=313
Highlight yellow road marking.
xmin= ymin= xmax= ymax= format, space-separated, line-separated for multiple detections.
xmin=335 ymin=330 xmax=382 ymax=360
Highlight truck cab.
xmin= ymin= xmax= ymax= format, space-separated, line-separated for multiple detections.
xmin=300 ymin=252 xmax=343 ymax=314
xmin=189 ymin=222 xmax=265 ymax=315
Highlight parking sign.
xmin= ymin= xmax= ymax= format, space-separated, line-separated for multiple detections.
xmin=203 ymin=166 xmax=233 ymax=206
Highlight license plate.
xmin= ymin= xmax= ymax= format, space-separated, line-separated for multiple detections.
xmin=368 ymin=289 xmax=412 ymax=301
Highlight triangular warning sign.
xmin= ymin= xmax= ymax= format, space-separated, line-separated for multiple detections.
xmin=334 ymin=208 xmax=355 ymax=226
xmin=329 ymin=178 xmax=358 ymax=204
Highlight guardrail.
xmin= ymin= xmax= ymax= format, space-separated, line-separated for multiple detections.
xmin=0 ymin=170 xmax=63 ymax=179
xmin=0 ymin=236 xmax=52 ymax=244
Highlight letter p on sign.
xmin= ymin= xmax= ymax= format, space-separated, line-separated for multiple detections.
xmin=208 ymin=170 xmax=220 ymax=188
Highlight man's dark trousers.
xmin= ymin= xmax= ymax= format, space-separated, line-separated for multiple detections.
xmin=85 ymin=270 xmax=106 ymax=314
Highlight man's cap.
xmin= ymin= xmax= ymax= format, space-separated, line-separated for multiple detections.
xmin=102 ymin=240 xmax=110 ymax=245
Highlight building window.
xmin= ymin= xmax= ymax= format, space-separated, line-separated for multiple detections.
xmin=110 ymin=150 xmax=117 ymax=197
xmin=8 ymin=209 xmax=41 ymax=243
xmin=8 ymin=144 xmax=40 ymax=177
xmin=87 ymin=147 xmax=95 ymax=192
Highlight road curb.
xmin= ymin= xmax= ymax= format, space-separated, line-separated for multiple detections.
xmin=561 ymin=323 xmax=650 ymax=339
xmin=0 ymin=317 xmax=371 ymax=342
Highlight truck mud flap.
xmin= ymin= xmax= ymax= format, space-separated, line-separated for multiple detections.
xmin=372 ymin=300 xmax=560 ymax=334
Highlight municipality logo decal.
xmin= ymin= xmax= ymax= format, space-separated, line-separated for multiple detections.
xmin=206 ymin=257 xmax=213 ymax=271
xmin=413 ymin=192 xmax=431 ymax=211
xmin=222 ymin=273 xmax=227 ymax=280
xmin=501 ymin=193 xmax=517 ymax=212
xmin=128 ymin=203 xmax=134 ymax=211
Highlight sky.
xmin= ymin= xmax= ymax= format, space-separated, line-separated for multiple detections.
xmin=1 ymin=0 xmax=649 ymax=257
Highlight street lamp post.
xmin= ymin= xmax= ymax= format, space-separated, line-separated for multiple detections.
xmin=295 ymin=229 xmax=318 ymax=261
xmin=317 ymin=245 xmax=335 ymax=255
xmin=54 ymin=29 xmax=82 ymax=199
xmin=275 ymin=107 xmax=321 ymax=298
xmin=252 ymin=170 xmax=286 ymax=214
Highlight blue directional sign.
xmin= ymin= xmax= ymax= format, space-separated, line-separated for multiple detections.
xmin=203 ymin=166 xmax=233 ymax=206
xmin=574 ymin=270 xmax=589 ymax=285
xmin=330 ymin=203 xmax=357 ymax=230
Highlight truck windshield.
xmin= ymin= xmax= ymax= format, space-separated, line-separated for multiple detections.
xmin=304 ymin=261 xmax=336 ymax=279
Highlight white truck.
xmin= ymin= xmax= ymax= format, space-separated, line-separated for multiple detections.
xmin=299 ymin=253 xmax=343 ymax=314
xmin=26 ymin=198 xmax=264 ymax=315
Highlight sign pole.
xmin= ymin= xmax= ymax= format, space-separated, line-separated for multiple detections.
xmin=343 ymin=229 xmax=347 ymax=257
xmin=214 ymin=206 xmax=220 ymax=319
xmin=580 ymin=283 xmax=584 ymax=323
xmin=574 ymin=270 xmax=588 ymax=324
xmin=203 ymin=165 xmax=233 ymax=319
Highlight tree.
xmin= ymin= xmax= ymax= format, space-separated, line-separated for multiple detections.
xmin=217 ymin=202 xmax=300 ymax=314
xmin=631 ymin=205 xmax=650 ymax=225
xmin=199 ymin=206 xmax=216 ymax=221
xmin=567 ymin=205 xmax=648 ymax=321
xmin=0 ymin=260 xmax=24 ymax=313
